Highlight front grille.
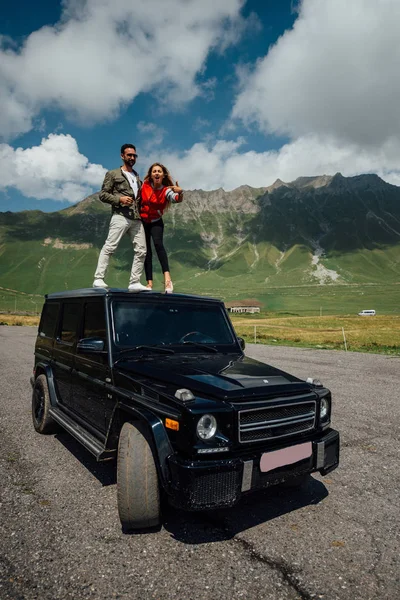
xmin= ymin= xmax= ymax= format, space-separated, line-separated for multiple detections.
xmin=239 ymin=399 xmax=316 ymax=444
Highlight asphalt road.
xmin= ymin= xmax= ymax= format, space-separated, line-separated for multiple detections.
xmin=1 ymin=326 xmax=399 ymax=600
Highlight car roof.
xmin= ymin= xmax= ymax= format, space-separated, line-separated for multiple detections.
xmin=45 ymin=288 xmax=223 ymax=304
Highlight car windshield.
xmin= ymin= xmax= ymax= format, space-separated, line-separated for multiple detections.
xmin=111 ymin=301 xmax=234 ymax=349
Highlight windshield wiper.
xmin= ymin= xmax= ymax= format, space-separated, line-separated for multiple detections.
xmin=134 ymin=345 xmax=175 ymax=354
xmin=114 ymin=344 xmax=175 ymax=364
xmin=182 ymin=341 xmax=218 ymax=353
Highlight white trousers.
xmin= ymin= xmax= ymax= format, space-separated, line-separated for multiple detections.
xmin=94 ymin=214 xmax=146 ymax=285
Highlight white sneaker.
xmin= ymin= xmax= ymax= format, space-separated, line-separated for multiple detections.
xmin=165 ymin=280 xmax=173 ymax=294
xmin=93 ymin=279 xmax=108 ymax=288
xmin=128 ymin=282 xmax=150 ymax=292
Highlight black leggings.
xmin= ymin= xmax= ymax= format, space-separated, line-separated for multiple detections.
xmin=143 ymin=219 xmax=170 ymax=280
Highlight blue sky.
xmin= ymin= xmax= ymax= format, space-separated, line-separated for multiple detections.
xmin=1 ymin=0 xmax=400 ymax=212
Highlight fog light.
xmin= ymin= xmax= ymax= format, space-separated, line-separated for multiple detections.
xmin=196 ymin=414 xmax=217 ymax=440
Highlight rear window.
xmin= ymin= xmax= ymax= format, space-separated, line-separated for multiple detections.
xmin=60 ymin=303 xmax=80 ymax=343
xmin=39 ymin=303 xmax=59 ymax=338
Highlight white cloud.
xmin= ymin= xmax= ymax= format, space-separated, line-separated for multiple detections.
xmin=232 ymin=0 xmax=400 ymax=147
xmin=4 ymin=0 xmax=400 ymax=203
xmin=0 ymin=134 xmax=106 ymax=202
xmin=2 ymin=131 xmax=400 ymax=205
xmin=0 ymin=0 xmax=247 ymax=139
xmin=193 ymin=117 xmax=211 ymax=131
xmin=0 ymin=86 xmax=35 ymax=140
xmin=137 ymin=122 xmax=166 ymax=150
xmin=149 ymin=135 xmax=400 ymax=191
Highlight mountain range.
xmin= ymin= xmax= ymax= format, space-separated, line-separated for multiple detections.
xmin=1 ymin=172 xmax=400 ymax=310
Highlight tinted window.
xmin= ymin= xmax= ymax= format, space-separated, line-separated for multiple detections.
xmin=83 ymin=301 xmax=107 ymax=342
xmin=112 ymin=301 xmax=234 ymax=347
xmin=60 ymin=303 xmax=80 ymax=343
xmin=39 ymin=303 xmax=59 ymax=338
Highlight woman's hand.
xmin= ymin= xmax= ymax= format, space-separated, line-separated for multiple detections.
xmin=171 ymin=180 xmax=183 ymax=201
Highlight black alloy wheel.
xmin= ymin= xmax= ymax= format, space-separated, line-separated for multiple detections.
xmin=32 ymin=374 xmax=59 ymax=434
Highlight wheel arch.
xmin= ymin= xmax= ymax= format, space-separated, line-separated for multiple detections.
xmin=109 ymin=402 xmax=174 ymax=491
xmin=33 ymin=363 xmax=58 ymax=407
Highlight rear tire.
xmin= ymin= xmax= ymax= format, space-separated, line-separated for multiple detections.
xmin=32 ymin=374 xmax=59 ymax=434
xmin=117 ymin=421 xmax=161 ymax=531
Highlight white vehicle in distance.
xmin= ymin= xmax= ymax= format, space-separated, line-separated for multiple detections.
xmin=358 ymin=309 xmax=376 ymax=316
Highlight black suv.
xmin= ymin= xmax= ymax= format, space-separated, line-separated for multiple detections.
xmin=31 ymin=288 xmax=339 ymax=530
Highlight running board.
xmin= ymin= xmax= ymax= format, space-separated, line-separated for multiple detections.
xmin=49 ymin=407 xmax=116 ymax=461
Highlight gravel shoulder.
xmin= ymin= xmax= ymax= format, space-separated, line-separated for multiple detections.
xmin=0 ymin=327 xmax=399 ymax=600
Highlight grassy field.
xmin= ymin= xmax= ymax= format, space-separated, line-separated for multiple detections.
xmin=0 ymin=286 xmax=43 ymax=314
xmin=0 ymin=314 xmax=39 ymax=326
xmin=2 ymin=312 xmax=400 ymax=356
xmin=231 ymin=314 xmax=400 ymax=355
xmin=1 ymin=279 xmax=399 ymax=317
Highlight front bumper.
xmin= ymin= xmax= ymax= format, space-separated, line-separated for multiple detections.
xmin=167 ymin=428 xmax=339 ymax=510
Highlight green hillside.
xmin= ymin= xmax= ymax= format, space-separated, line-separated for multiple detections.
xmin=1 ymin=175 xmax=400 ymax=315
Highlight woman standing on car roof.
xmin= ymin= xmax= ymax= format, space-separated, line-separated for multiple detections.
xmin=140 ymin=163 xmax=183 ymax=294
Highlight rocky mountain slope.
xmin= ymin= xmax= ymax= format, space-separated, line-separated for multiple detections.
xmin=0 ymin=173 xmax=399 ymax=299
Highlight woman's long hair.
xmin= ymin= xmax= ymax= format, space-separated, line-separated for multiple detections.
xmin=144 ymin=163 xmax=174 ymax=187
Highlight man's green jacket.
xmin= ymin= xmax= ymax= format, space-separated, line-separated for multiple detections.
xmin=99 ymin=167 xmax=142 ymax=220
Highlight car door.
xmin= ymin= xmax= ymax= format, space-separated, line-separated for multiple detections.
xmin=52 ymin=301 xmax=81 ymax=410
xmin=71 ymin=299 xmax=112 ymax=436
xmin=36 ymin=301 xmax=60 ymax=363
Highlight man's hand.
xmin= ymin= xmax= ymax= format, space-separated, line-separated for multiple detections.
xmin=120 ymin=196 xmax=133 ymax=206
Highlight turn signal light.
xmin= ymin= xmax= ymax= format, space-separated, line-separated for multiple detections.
xmin=165 ymin=418 xmax=179 ymax=431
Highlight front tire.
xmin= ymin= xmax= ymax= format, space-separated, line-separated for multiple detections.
xmin=32 ymin=374 xmax=59 ymax=434
xmin=117 ymin=421 xmax=161 ymax=531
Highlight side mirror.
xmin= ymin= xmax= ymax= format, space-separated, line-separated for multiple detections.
xmin=237 ymin=336 xmax=245 ymax=351
xmin=77 ymin=337 xmax=105 ymax=353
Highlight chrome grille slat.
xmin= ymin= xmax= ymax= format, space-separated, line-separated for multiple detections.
xmin=242 ymin=416 xmax=315 ymax=432
xmin=240 ymin=412 xmax=315 ymax=429
xmin=238 ymin=399 xmax=316 ymax=443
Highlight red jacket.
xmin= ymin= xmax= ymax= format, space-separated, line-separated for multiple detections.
xmin=140 ymin=181 xmax=171 ymax=223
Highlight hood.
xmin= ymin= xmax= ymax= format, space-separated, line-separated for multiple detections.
xmin=116 ymin=353 xmax=312 ymax=401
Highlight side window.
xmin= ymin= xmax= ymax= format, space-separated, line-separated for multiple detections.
xmin=83 ymin=301 xmax=107 ymax=342
xmin=81 ymin=301 xmax=108 ymax=364
xmin=60 ymin=303 xmax=80 ymax=344
xmin=39 ymin=303 xmax=59 ymax=338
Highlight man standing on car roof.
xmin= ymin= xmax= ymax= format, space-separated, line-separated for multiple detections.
xmin=93 ymin=144 xmax=149 ymax=292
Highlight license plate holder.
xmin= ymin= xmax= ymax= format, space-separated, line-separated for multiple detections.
xmin=260 ymin=442 xmax=312 ymax=473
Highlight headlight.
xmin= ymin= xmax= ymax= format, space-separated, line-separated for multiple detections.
xmin=196 ymin=414 xmax=217 ymax=440
xmin=320 ymin=397 xmax=330 ymax=420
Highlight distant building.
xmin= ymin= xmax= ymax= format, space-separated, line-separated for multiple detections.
xmin=229 ymin=306 xmax=260 ymax=314
xmin=225 ymin=299 xmax=262 ymax=314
